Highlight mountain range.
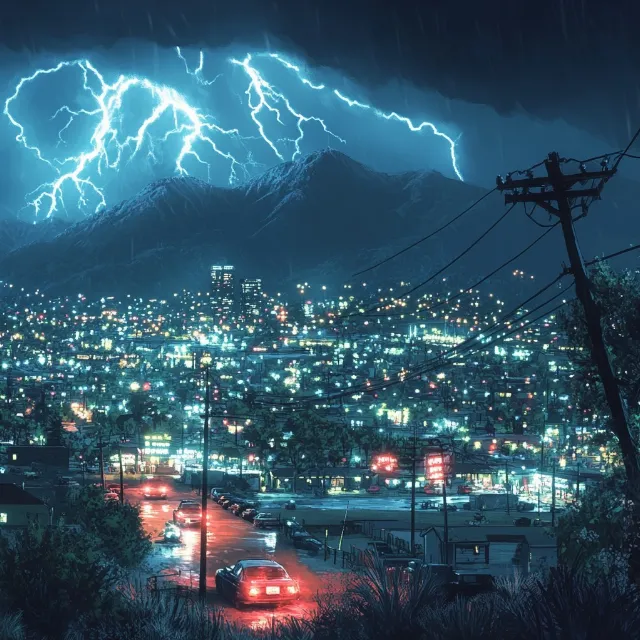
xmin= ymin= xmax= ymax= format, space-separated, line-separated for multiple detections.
xmin=0 ymin=150 xmax=638 ymax=298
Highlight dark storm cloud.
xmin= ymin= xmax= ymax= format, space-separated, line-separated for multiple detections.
xmin=0 ymin=0 xmax=638 ymax=147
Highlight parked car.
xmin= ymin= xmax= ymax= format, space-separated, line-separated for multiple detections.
xmin=517 ymin=501 xmax=536 ymax=512
xmin=253 ymin=512 xmax=280 ymax=529
xmin=366 ymin=485 xmax=381 ymax=494
xmin=513 ymin=517 xmax=532 ymax=527
xmin=104 ymin=492 xmax=119 ymax=502
xmin=107 ymin=483 xmax=121 ymax=494
xmin=367 ymin=541 xmax=396 ymax=556
xmin=242 ymin=508 xmax=257 ymax=522
xmin=439 ymin=504 xmax=458 ymax=512
xmin=215 ymin=559 xmax=299 ymax=608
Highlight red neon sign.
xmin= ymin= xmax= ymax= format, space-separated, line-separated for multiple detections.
xmin=425 ymin=451 xmax=452 ymax=483
xmin=371 ymin=454 xmax=398 ymax=473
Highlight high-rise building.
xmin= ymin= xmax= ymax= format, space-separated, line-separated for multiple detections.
xmin=240 ymin=278 xmax=263 ymax=318
xmin=210 ymin=265 xmax=235 ymax=315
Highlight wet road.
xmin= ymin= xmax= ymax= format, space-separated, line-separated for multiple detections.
xmin=130 ymin=484 xmax=339 ymax=629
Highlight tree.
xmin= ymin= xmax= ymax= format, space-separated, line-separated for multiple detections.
xmin=66 ymin=485 xmax=151 ymax=568
xmin=559 ymin=264 xmax=640 ymax=584
xmin=556 ymin=473 xmax=629 ymax=583
xmin=45 ymin=413 xmax=65 ymax=447
xmin=559 ymin=263 xmax=640 ymax=453
xmin=0 ymin=524 xmax=118 ymax=638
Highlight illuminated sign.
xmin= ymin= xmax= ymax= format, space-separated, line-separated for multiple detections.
xmin=143 ymin=433 xmax=172 ymax=457
xmin=371 ymin=454 xmax=398 ymax=473
xmin=425 ymin=451 xmax=453 ymax=483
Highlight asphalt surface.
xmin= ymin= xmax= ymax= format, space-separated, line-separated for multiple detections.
xmin=130 ymin=483 xmax=341 ymax=629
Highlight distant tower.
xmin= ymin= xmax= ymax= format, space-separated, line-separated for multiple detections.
xmin=240 ymin=278 xmax=263 ymax=318
xmin=210 ymin=265 xmax=235 ymax=316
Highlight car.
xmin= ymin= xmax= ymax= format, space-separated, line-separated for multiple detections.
xmin=210 ymin=487 xmax=226 ymax=499
xmin=513 ymin=517 xmax=532 ymax=527
xmin=215 ymin=559 xmax=299 ymax=608
xmin=221 ymin=499 xmax=237 ymax=510
xmin=107 ymin=483 xmax=121 ymax=494
xmin=104 ymin=492 xmax=119 ymax=501
xmin=439 ymin=504 xmax=458 ymax=512
xmin=242 ymin=508 xmax=257 ymax=522
xmin=253 ymin=512 xmax=280 ymax=529
xmin=367 ymin=541 xmax=395 ymax=556
xmin=366 ymin=485 xmax=381 ymax=494
xmin=173 ymin=500 xmax=209 ymax=527
xmin=229 ymin=502 xmax=249 ymax=515
xmin=142 ymin=483 xmax=168 ymax=499
xmin=517 ymin=501 xmax=536 ymax=512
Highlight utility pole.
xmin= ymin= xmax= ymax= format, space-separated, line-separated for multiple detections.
xmin=199 ymin=365 xmax=210 ymax=602
xmin=505 ymin=461 xmax=510 ymax=515
xmin=98 ymin=433 xmax=105 ymax=491
xmin=551 ymin=459 xmax=557 ymax=527
xmin=118 ymin=445 xmax=125 ymax=504
xmin=497 ymin=152 xmax=639 ymax=484
xmin=410 ymin=422 xmax=417 ymax=556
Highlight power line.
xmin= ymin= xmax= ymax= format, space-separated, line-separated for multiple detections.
xmin=346 ymin=202 xmax=516 ymax=320
xmin=586 ymin=243 xmax=640 ymax=266
xmin=361 ymin=220 xmax=559 ymax=320
xmin=352 ymin=187 xmax=498 ymax=277
xmin=613 ymin=124 xmax=640 ymax=171
xmin=254 ymin=274 xmax=571 ymax=408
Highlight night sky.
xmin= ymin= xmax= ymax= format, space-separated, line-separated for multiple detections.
xmin=0 ymin=0 xmax=638 ymax=220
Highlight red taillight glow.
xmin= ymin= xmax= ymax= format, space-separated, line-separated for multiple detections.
xmin=143 ymin=486 xmax=150 ymax=492
xmin=160 ymin=486 xmax=167 ymax=493
xmin=177 ymin=511 xmax=183 ymax=517
xmin=248 ymin=587 xmax=259 ymax=596
xmin=287 ymin=585 xmax=298 ymax=594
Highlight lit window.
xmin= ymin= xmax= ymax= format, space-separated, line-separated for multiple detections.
xmin=11 ymin=454 xmax=16 ymax=461
xmin=0 ymin=513 xmax=7 ymax=524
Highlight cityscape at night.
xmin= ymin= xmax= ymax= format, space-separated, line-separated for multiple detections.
xmin=0 ymin=2 xmax=639 ymax=638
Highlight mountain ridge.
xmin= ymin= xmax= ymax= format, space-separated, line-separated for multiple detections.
xmin=0 ymin=150 xmax=637 ymax=297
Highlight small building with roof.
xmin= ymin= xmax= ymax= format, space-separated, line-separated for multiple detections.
xmin=0 ymin=483 xmax=51 ymax=527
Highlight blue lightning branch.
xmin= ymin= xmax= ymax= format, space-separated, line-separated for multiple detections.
xmin=176 ymin=47 xmax=222 ymax=86
xmin=229 ymin=54 xmax=345 ymax=162
xmin=4 ymin=59 xmax=246 ymax=217
xmin=264 ymin=53 xmax=463 ymax=182
xmin=4 ymin=47 xmax=463 ymax=219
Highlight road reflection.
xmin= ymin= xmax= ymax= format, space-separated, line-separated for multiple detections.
xmin=134 ymin=485 xmax=334 ymax=628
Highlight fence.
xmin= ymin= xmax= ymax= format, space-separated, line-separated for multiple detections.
xmin=280 ymin=519 xmax=421 ymax=571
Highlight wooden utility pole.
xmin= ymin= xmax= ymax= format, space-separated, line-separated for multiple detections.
xmin=199 ymin=365 xmax=210 ymax=602
xmin=496 ymin=152 xmax=639 ymax=484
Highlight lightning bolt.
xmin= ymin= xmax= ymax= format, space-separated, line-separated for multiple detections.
xmin=264 ymin=53 xmax=463 ymax=182
xmin=176 ymin=47 xmax=222 ymax=86
xmin=4 ymin=59 xmax=247 ymax=218
xmin=5 ymin=47 xmax=463 ymax=219
xmin=229 ymin=54 xmax=345 ymax=162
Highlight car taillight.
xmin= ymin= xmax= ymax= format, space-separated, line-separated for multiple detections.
xmin=177 ymin=511 xmax=183 ymax=517
xmin=143 ymin=486 xmax=149 ymax=492
xmin=160 ymin=486 xmax=167 ymax=493
xmin=248 ymin=587 xmax=259 ymax=596
xmin=287 ymin=585 xmax=297 ymax=594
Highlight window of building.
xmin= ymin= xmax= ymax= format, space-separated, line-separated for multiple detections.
xmin=11 ymin=454 xmax=16 ymax=461
xmin=0 ymin=513 xmax=7 ymax=524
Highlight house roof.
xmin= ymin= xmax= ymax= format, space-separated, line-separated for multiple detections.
xmin=0 ymin=483 xmax=46 ymax=506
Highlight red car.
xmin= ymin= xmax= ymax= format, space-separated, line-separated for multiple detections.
xmin=215 ymin=559 xmax=300 ymax=608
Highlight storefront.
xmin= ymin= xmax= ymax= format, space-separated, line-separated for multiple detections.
xmin=141 ymin=433 xmax=178 ymax=474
